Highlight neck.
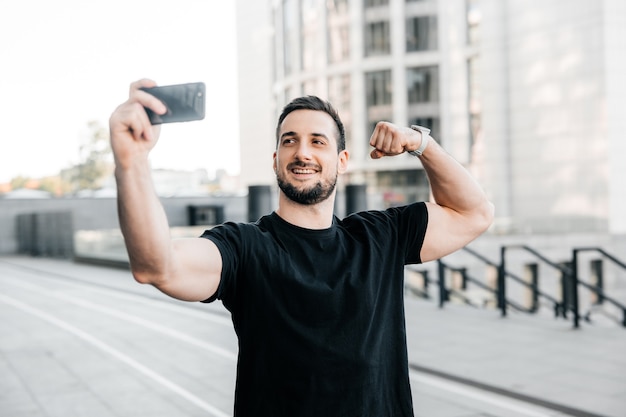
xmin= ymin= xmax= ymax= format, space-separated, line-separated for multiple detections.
xmin=275 ymin=192 xmax=336 ymax=229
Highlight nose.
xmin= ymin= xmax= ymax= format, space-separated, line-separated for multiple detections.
xmin=293 ymin=142 xmax=313 ymax=160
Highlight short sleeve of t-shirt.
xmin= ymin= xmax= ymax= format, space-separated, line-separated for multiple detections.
xmin=200 ymin=202 xmax=428 ymax=304
xmin=343 ymin=202 xmax=428 ymax=265
xmin=198 ymin=221 xmax=248 ymax=305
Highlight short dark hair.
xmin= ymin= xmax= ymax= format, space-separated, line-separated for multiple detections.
xmin=275 ymin=96 xmax=346 ymax=152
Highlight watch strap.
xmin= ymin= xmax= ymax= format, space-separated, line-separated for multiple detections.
xmin=407 ymin=125 xmax=431 ymax=157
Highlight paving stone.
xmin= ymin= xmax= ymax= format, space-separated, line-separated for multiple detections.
xmin=1 ymin=256 xmax=625 ymax=417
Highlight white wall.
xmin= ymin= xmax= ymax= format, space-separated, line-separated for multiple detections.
xmin=236 ymin=0 xmax=276 ymax=188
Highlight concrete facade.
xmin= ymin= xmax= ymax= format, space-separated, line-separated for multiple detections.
xmin=0 ymin=196 xmax=247 ymax=256
xmin=235 ymin=0 xmax=626 ymax=236
xmin=479 ymin=0 xmax=623 ymax=234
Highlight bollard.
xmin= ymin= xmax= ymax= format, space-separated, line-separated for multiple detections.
xmin=248 ymin=185 xmax=272 ymax=222
xmin=345 ymin=184 xmax=367 ymax=215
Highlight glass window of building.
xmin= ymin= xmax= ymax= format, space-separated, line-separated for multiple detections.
xmin=376 ymin=169 xmax=430 ymax=207
xmin=328 ymin=74 xmax=352 ymax=150
xmin=364 ymin=20 xmax=391 ymax=56
xmin=407 ymin=65 xmax=439 ymax=103
xmin=407 ymin=66 xmax=440 ymax=140
xmin=327 ymin=0 xmax=350 ymax=64
xmin=409 ymin=116 xmax=440 ymax=142
xmin=272 ymin=6 xmax=280 ymax=81
xmin=365 ymin=70 xmax=392 ymax=133
xmin=301 ymin=0 xmax=319 ymax=71
xmin=406 ymin=16 xmax=438 ymax=52
xmin=466 ymin=0 xmax=481 ymax=45
xmin=467 ymin=56 xmax=481 ymax=156
xmin=365 ymin=0 xmax=389 ymax=7
xmin=366 ymin=70 xmax=392 ymax=107
xmin=283 ymin=0 xmax=298 ymax=76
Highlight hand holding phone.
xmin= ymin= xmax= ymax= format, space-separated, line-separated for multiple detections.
xmin=140 ymin=82 xmax=206 ymax=125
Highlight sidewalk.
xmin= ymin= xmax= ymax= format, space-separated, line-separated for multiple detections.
xmin=1 ymin=256 xmax=624 ymax=417
xmin=404 ymin=289 xmax=626 ymax=417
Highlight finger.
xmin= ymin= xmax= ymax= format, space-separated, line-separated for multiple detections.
xmin=111 ymin=101 xmax=154 ymax=142
xmin=129 ymin=79 xmax=167 ymax=116
xmin=371 ymin=123 xmax=397 ymax=155
xmin=129 ymin=78 xmax=157 ymax=95
xmin=369 ymin=121 xmax=386 ymax=147
xmin=130 ymin=102 xmax=158 ymax=142
xmin=382 ymin=129 xmax=395 ymax=153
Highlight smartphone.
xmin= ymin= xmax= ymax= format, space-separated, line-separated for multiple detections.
xmin=140 ymin=82 xmax=206 ymax=125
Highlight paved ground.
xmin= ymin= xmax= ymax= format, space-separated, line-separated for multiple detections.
xmin=0 ymin=256 xmax=624 ymax=417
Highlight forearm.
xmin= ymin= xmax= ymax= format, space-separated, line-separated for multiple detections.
xmin=115 ymin=161 xmax=173 ymax=284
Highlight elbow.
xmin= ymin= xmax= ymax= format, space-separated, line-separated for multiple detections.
xmin=130 ymin=267 xmax=166 ymax=287
xmin=477 ymin=201 xmax=495 ymax=234
xmin=131 ymin=270 xmax=153 ymax=285
xmin=132 ymin=271 xmax=152 ymax=284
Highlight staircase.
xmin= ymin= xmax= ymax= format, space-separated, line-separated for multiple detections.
xmin=405 ymin=243 xmax=626 ymax=328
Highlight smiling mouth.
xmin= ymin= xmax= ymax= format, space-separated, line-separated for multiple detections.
xmin=288 ymin=163 xmax=320 ymax=175
xmin=292 ymin=168 xmax=316 ymax=174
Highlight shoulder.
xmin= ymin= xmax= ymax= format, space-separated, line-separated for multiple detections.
xmin=199 ymin=214 xmax=283 ymax=252
xmin=342 ymin=202 xmax=428 ymax=228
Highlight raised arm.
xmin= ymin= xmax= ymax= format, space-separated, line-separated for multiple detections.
xmin=109 ymin=79 xmax=221 ymax=301
xmin=370 ymin=122 xmax=494 ymax=262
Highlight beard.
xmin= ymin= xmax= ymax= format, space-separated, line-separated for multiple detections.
xmin=276 ymin=162 xmax=337 ymax=205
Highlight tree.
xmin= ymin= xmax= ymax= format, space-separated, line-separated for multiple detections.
xmin=10 ymin=175 xmax=30 ymax=190
xmin=69 ymin=120 xmax=112 ymax=192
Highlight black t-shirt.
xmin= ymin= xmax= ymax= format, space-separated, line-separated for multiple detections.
xmin=202 ymin=202 xmax=428 ymax=417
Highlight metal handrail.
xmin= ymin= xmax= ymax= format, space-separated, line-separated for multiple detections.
xmin=501 ymin=268 xmax=563 ymax=316
xmin=499 ymin=245 xmax=572 ymax=319
xmin=464 ymin=246 xmax=564 ymax=317
xmin=572 ymin=247 xmax=626 ymax=328
xmin=409 ymin=245 xmax=624 ymax=328
xmin=437 ymin=259 xmax=528 ymax=313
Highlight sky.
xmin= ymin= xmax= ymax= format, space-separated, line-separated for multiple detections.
xmin=0 ymin=0 xmax=240 ymax=183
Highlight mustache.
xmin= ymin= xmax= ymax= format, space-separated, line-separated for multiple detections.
xmin=286 ymin=161 xmax=321 ymax=171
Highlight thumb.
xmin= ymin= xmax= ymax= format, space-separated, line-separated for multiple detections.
xmin=370 ymin=149 xmax=384 ymax=159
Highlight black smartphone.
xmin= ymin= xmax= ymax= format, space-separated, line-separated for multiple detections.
xmin=140 ymin=82 xmax=206 ymax=125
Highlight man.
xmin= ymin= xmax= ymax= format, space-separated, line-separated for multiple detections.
xmin=109 ymin=79 xmax=494 ymax=416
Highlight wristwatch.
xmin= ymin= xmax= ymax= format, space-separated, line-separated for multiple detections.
xmin=407 ymin=125 xmax=431 ymax=157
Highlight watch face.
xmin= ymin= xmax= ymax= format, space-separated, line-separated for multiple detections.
xmin=411 ymin=125 xmax=431 ymax=135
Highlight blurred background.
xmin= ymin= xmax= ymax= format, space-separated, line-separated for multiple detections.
xmin=1 ymin=0 xmax=625 ymax=321
xmin=1 ymin=1 xmax=625 ymax=416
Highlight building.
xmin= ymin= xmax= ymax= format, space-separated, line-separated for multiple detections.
xmin=235 ymin=0 xmax=626 ymax=235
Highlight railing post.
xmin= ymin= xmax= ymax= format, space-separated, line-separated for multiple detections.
xmin=590 ymin=259 xmax=604 ymax=305
xmin=422 ymin=270 xmax=429 ymax=296
xmin=523 ymin=263 xmax=539 ymax=313
xmin=450 ymin=268 xmax=466 ymax=291
xmin=460 ymin=268 xmax=468 ymax=290
xmin=571 ymin=251 xmax=580 ymax=329
xmin=437 ymin=260 xmax=447 ymax=308
xmin=559 ymin=261 xmax=572 ymax=319
xmin=498 ymin=246 xmax=507 ymax=317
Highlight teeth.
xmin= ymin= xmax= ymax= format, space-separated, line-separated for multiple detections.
xmin=293 ymin=169 xmax=314 ymax=174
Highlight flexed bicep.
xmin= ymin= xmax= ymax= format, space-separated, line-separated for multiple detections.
xmin=420 ymin=200 xmax=493 ymax=263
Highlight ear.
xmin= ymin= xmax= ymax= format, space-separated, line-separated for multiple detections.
xmin=337 ymin=150 xmax=349 ymax=174
xmin=272 ymin=151 xmax=277 ymax=172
